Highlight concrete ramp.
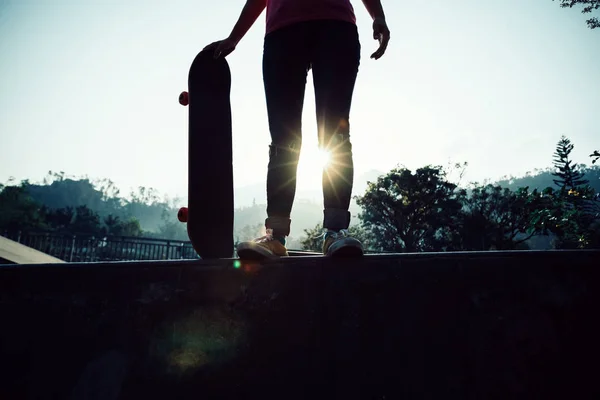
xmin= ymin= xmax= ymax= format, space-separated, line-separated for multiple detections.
xmin=0 ymin=250 xmax=599 ymax=399
xmin=0 ymin=235 xmax=65 ymax=264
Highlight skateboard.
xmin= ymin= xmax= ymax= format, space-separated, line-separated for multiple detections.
xmin=178 ymin=49 xmax=234 ymax=259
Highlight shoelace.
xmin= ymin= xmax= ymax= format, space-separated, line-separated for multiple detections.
xmin=308 ymin=228 xmax=351 ymax=240
xmin=328 ymin=229 xmax=350 ymax=239
xmin=254 ymin=228 xmax=274 ymax=243
xmin=254 ymin=228 xmax=351 ymax=242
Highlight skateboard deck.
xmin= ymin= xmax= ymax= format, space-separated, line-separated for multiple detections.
xmin=178 ymin=49 xmax=234 ymax=259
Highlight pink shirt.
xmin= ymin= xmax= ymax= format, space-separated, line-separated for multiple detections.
xmin=265 ymin=0 xmax=356 ymax=34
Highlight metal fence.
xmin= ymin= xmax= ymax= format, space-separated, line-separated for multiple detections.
xmin=2 ymin=230 xmax=387 ymax=264
xmin=2 ymin=231 xmax=199 ymax=262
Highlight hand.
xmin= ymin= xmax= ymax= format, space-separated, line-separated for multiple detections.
xmin=203 ymin=37 xmax=238 ymax=59
xmin=370 ymin=17 xmax=390 ymax=60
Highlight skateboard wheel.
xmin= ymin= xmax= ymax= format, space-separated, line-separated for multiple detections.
xmin=179 ymin=91 xmax=189 ymax=106
xmin=177 ymin=207 xmax=189 ymax=222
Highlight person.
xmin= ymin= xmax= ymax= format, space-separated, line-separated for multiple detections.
xmin=204 ymin=0 xmax=390 ymax=258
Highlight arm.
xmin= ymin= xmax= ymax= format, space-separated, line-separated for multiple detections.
xmin=361 ymin=0 xmax=386 ymax=20
xmin=204 ymin=0 xmax=266 ymax=58
xmin=361 ymin=0 xmax=390 ymax=60
xmin=227 ymin=0 xmax=268 ymax=43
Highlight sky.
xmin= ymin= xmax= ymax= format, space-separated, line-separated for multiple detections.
xmin=1 ymin=0 xmax=598 ymax=205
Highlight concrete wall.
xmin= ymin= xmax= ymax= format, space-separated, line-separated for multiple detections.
xmin=0 ymin=250 xmax=599 ymax=399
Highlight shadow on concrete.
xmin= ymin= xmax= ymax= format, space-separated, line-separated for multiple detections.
xmin=1 ymin=250 xmax=599 ymax=399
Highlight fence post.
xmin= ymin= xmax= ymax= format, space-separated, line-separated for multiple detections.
xmin=91 ymin=236 xmax=96 ymax=262
xmin=166 ymin=241 xmax=171 ymax=259
xmin=69 ymin=235 xmax=76 ymax=262
xmin=121 ymin=236 xmax=125 ymax=260
xmin=87 ymin=237 xmax=92 ymax=262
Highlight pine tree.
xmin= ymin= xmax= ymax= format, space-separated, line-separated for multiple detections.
xmin=552 ymin=136 xmax=588 ymax=191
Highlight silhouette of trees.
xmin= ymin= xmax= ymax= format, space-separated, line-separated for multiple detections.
xmin=352 ymin=166 xmax=552 ymax=252
xmin=552 ymin=136 xmax=589 ymax=191
xmin=458 ymin=185 xmax=545 ymax=250
xmin=235 ymin=222 xmax=264 ymax=244
xmin=555 ymin=0 xmax=600 ymax=29
xmin=0 ymin=177 xmax=145 ymax=238
xmin=530 ymin=136 xmax=600 ymax=248
xmin=104 ymin=214 xmax=144 ymax=237
xmin=44 ymin=206 xmax=75 ymax=233
xmin=0 ymin=186 xmax=47 ymax=232
xmin=355 ymin=165 xmax=466 ymax=252
xmin=1 ymin=136 xmax=599 ymax=251
xmin=150 ymin=209 xmax=188 ymax=241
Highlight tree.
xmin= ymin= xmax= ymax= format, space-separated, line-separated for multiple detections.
xmin=531 ymin=186 xmax=599 ymax=248
xmin=69 ymin=205 xmax=103 ymax=235
xmin=119 ymin=217 xmax=144 ymax=237
xmin=355 ymin=165 xmax=466 ymax=252
xmin=235 ymin=223 xmax=264 ymax=244
xmin=27 ymin=174 xmax=106 ymax=211
xmin=0 ymin=186 xmax=48 ymax=232
xmin=459 ymin=185 xmax=545 ymax=250
xmin=552 ymin=136 xmax=589 ymax=191
xmin=532 ymin=137 xmax=600 ymax=249
xmin=151 ymin=209 xmax=188 ymax=241
xmin=554 ymin=0 xmax=600 ymax=29
xmin=123 ymin=187 xmax=170 ymax=232
xmin=45 ymin=207 xmax=75 ymax=233
xmin=129 ymin=186 xmax=161 ymax=205
xmin=103 ymin=214 xmax=143 ymax=237
xmin=104 ymin=214 xmax=122 ymax=235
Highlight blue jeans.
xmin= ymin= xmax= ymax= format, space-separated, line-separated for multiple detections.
xmin=262 ymin=19 xmax=361 ymax=237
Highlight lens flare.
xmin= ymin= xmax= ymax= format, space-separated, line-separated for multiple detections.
xmin=318 ymin=148 xmax=332 ymax=169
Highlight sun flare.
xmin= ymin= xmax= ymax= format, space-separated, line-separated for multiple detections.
xmin=317 ymin=148 xmax=332 ymax=169
xmin=296 ymin=146 xmax=334 ymax=189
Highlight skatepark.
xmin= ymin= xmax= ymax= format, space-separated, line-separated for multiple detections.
xmin=2 ymin=1 xmax=599 ymax=398
xmin=1 ymin=43 xmax=598 ymax=400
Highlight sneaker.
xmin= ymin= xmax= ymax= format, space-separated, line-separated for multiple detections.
xmin=322 ymin=229 xmax=364 ymax=257
xmin=236 ymin=229 xmax=289 ymax=259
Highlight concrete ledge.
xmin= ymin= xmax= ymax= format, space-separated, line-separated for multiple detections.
xmin=0 ymin=235 xmax=65 ymax=264
xmin=0 ymin=250 xmax=599 ymax=399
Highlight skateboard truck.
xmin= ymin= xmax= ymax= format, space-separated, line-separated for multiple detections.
xmin=179 ymin=91 xmax=189 ymax=106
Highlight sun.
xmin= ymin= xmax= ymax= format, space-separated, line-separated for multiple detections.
xmin=296 ymin=146 xmax=333 ymax=189
xmin=316 ymin=148 xmax=332 ymax=169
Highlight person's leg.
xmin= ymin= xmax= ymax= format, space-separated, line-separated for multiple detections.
xmin=263 ymin=24 xmax=312 ymax=238
xmin=311 ymin=20 xmax=363 ymax=255
xmin=237 ymin=23 xmax=311 ymax=258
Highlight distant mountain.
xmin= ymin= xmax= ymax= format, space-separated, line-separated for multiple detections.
xmin=234 ymin=169 xmax=386 ymax=208
xmin=233 ymin=183 xmax=320 ymax=208
xmin=495 ymin=166 xmax=600 ymax=193
xmin=15 ymin=165 xmax=596 ymax=246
